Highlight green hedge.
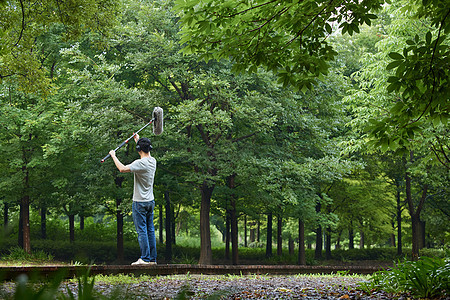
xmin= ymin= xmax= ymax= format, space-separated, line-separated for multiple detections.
xmin=0 ymin=239 xmax=446 ymax=265
xmin=332 ymin=248 xmax=399 ymax=261
xmin=0 ymin=239 xmax=204 ymax=264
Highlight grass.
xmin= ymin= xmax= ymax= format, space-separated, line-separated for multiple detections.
xmin=6 ymin=268 xmax=446 ymax=299
xmin=0 ymin=247 xmax=63 ymax=266
xmin=92 ymin=273 xmax=158 ymax=285
xmin=361 ymin=256 xmax=450 ymax=298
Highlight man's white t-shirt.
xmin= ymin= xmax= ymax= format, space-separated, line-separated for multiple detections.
xmin=129 ymin=156 xmax=156 ymax=202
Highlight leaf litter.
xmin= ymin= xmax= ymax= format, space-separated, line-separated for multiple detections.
xmin=61 ymin=274 xmax=400 ymax=299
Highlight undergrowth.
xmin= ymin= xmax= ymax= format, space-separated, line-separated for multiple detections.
xmin=360 ymin=256 xmax=449 ymax=299
xmin=0 ymin=247 xmax=55 ymax=265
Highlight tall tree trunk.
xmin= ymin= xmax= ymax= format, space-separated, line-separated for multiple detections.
xmin=116 ymin=198 xmax=124 ymax=263
xmin=315 ymin=225 xmax=322 ymax=259
xmin=199 ymin=182 xmax=214 ymax=265
xmin=21 ymin=196 xmax=31 ymax=253
xmin=20 ymin=138 xmax=31 ymax=253
xmin=159 ymin=204 xmax=163 ymax=244
xmin=396 ymin=186 xmax=402 ymax=255
xmin=336 ymin=229 xmax=342 ymax=249
xmin=314 ymin=202 xmax=322 ymax=259
xmin=41 ymin=206 xmax=47 ymax=239
xmin=405 ymin=151 xmax=428 ymax=261
xmin=420 ymin=220 xmax=426 ymax=249
xmin=69 ymin=214 xmax=75 ymax=243
xmin=21 ymin=163 xmax=31 ymax=253
xmin=115 ymin=176 xmax=124 ymax=262
xmin=325 ymin=227 xmax=332 ymax=260
xmin=244 ymin=215 xmax=247 ymax=248
xmin=228 ymin=175 xmax=239 ymax=265
xmin=18 ymin=205 xmax=23 ymax=248
xmin=250 ymin=223 xmax=255 ymax=243
xmin=20 ymin=198 xmax=32 ymax=253
xmin=165 ymin=191 xmax=172 ymax=263
xmin=359 ymin=230 xmax=365 ymax=249
xmin=80 ymin=216 xmax=85 ymax=230
xmin=257 ymin=219 xmax=260 ymax=243
xmin=411 ymin=214 xmax=421 ymax=260
xmin=390 ymin=232 xmax=396 ymax=247
xmin=172 ymin=209 xmax=176 ymax=245
xmin=298 ymin=219 xmax=306 ymax=265
xmin=230 ymin=200 xmax=239 ymax=265
xmin=288 ymin=236 xmax=294 ymax=255
xmin=3 ymin=202 xmax=8 ymax=227
xmin=265 ymin=212 xmax=273 ymax=258
xmin=349 ymin=222 xmax=354 ymax=249
xmin=277 ymin=215 xmax=282 ymax=256
xmin=225 ymin=210 xmax=230 ymax=260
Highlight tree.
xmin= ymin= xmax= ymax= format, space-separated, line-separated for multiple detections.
xmin=174 ymin=0 xmax=383 ymax=90
xmin=0 ymin=81 xmax=62 ymax=252
xmin=109 ymin=0 xmax=297 ymax=264
xmin=175 ymin=0 xmax=449 ymax=168
xmin=343 ymin=1 xmax=449 ymax=259
xmin=0 ymin=0 xmax=120 ymax=93
xmin=365 ymin=1 xmax=450 ymax=168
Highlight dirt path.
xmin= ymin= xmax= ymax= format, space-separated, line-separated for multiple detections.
xmin=61 ymin=274 xmax=395 ymax=299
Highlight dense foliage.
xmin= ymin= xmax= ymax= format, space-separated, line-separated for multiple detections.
xmin=0 ymin=0 xmax=448 ymax=269
xmin=366 ymin=256 xmax=450 ymax=298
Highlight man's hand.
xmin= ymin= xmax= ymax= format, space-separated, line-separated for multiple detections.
xmin=134 ymin=133 xmax=140 ymax=143
xmin=109 ymin=149 xmax=131 ymax=173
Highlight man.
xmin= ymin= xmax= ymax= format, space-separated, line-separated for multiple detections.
xmin=109 ymin=134 xmax=157 ymax=265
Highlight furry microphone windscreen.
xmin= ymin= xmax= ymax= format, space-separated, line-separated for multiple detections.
xmin=152 ymin=107 xmax=163 ymax=135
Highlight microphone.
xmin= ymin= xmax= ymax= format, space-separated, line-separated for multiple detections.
xmin=152 ymin=106 xmax=164 ymax=136
xmin=101 ymin=106 xmax=164 ymax=163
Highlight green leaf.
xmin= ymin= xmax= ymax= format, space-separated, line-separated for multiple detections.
xmin=390 ymin=102 xmax=404 ymax=114
xmin=425 ymin=31 xmax=432 ymax=45
xmin=325 ymin=23 xmax=332 ymax=34
xmin=386 ymin=60 xmax=402 ymax=70
xmin=387 ymin=82 xmax=398 ymax=93
xmin=387 ymin=76 xmax=399 ymax=83
xmin=341 ymin=23 xmax=348 ymax=35
xmin=380 ymin=140 xmax=389 ymax=152
xmin=390 ymin=139 xmax=400 ymax=151
xmin=389 ymin=52 xmax=404 ymax=60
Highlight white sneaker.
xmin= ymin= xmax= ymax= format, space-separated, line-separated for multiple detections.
xmin=131 ymin=258 xmax=150 ymax=265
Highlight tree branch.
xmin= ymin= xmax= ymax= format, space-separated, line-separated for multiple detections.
xmin=415 ymin=184 xmax=428 ymax=216
xmin=14 ymin=0 xmax=26 ymax=47
xmin=404 ymin=8 xmax=450 ymax=127
xmin=249 ymin=6 xmax=289 ymax=33
xmin=122 ymin=106 xmax=148 ymax=121
xmin=283 ymin=0 xmax=335 ymax=50
xmin=232 ymin=131 xmax=258 ymax=143
xmin=214 ymin=0 xmax=279 ymax=19
xmin=196 ymin=124 xmax=211 ymax=147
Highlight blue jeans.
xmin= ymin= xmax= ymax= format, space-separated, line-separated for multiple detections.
xmin=132 ymin=201 xmax=157 ymax=262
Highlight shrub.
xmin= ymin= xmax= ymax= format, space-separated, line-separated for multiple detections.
xmin=367 ymin=256 xmax=450 ymax=298
xmin=30 ymin=239 xmax=142 ymax=264
xmin=420 ymin=248 xmax=448 ymax=259
xmin=1 ymin=247 xmax=54 ymax=264
xmin=332 ymin=248 xmax=399 ymax=261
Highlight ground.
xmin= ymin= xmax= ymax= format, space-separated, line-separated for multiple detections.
xmin=72 ymin=274 xmax=399 ymax=299
xmin=1 ymin=273 xmax=406 ymax=299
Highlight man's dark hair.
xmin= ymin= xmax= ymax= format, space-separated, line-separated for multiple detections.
xmin=136 ymin=137 xmax=152 ymax=153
